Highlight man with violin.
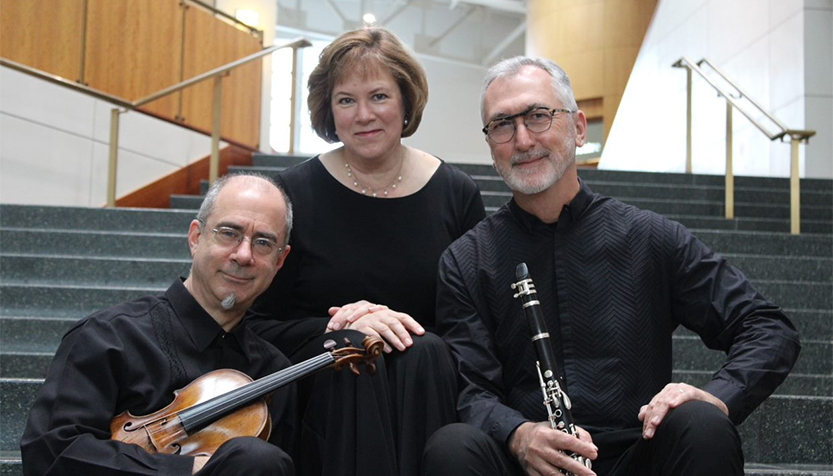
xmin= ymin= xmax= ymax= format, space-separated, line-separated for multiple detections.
xmin=21 ymin=173 xmax=299 ymax=476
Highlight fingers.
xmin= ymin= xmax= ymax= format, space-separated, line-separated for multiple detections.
xmin=639 ymin=383 xmax=693 ymax=439
xmin=346 ymin=310 xmax=422 ymax=353
xmin=511 ymin=422 xmax=597 ymax=476
xmin=326 ymin=301 xmax=385 ymax=332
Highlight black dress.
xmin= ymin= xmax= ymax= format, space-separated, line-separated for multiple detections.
xmin=249 ymin=156 xmax=486 ymax=476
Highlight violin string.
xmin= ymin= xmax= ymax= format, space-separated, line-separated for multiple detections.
xmin=182 ymin=353 xmax=335 ymax=430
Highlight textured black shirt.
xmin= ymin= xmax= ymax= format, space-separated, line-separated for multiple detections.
xmin=21 ymin=279 xmax=297 ymax=476
xmin=437 ymin=179 xmax=800 ymax=445
xmin=250 ymin=156 xmax=486 ymax=354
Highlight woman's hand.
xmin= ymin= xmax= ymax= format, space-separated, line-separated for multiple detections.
xmin=326 ymin=301 xmax=425 ymax=353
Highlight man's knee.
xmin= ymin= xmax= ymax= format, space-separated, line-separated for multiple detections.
xmin=206 ymin=437 xmax=294 ymax=476
xmin=659 ymin=400 xmax=740 ymax=453
xmin=423 ymin=423 xmax=500 ymax=475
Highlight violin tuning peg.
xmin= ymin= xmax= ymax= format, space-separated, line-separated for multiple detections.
xmin=343 ymin=337 xmax=354 ymax=347
xmin=348 ymin=362 xmax=360 ymax=376
xmin=323 ymin=339 xmax=337 ymax=351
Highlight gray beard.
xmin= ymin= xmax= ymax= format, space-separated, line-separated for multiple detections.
xmin=221 ymin=293 xmax=237 ymax=310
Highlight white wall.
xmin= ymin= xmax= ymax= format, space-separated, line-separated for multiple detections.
xmin=0 ymin=66 xmax=215 ymax=207
xmin=404 ymin=56 xmax=491 ymax=164
xmin=601 ymin=0 xmax=832 ymax=179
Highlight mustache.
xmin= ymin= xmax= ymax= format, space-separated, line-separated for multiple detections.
xmin=224 ymin=263 xmax=254 ymax=280
xmin=510 ymin=149 xmax=550 ymax=166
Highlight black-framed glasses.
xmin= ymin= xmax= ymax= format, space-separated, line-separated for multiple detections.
xmin=482 ymin=107 xmax=575 ymax=144
xmin=208 ymin=225 xmax=282 ymax=257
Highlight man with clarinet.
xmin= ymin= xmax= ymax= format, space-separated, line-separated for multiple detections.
xmin=423 ymin=57 xmax=800 ymax=476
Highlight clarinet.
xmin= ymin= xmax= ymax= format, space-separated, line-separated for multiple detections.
xmin=511 ymin=262 xmax=591 ymax=474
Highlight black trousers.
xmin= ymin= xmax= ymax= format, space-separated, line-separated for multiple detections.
xmin=422 ymin=401 xmax=743 ymax=476
xmin=292 ymin=328 xmax=458 ymax=476
xmin=197 ymin=436 xmax=294 ymax=476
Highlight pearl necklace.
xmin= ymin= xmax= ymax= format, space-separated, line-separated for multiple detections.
xmin=344 ymin=154 xmax=404 ymax=198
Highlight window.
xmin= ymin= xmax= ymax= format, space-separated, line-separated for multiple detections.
xmin=270 ymin=39 xmax=339 ymax=156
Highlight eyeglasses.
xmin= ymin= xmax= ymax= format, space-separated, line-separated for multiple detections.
xmin=208 ymin=225 xmax=282 ymax=257
xmin=482 ymin=107 xmax=575 ymax=144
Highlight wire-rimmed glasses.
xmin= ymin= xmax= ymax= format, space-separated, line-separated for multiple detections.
xmin=207 ymin=225 xmax=282 ymax=257
xmin=482 ymin=107 xmax=575 ymax=144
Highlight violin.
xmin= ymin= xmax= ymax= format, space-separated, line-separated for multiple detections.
xmin=111 ymin=336 xmax=384 ymax=457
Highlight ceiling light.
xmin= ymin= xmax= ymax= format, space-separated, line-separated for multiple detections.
xmin=362 ymin=13 xmax=377 ymax=27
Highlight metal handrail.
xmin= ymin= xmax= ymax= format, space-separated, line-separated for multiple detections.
xmin=673 ymin=56 xmax=816 ymax=235
xmin=188 ymin=0 xmax=263 ymax=40
xmin=1 ymin=37 xmax=311 ymax=207
xmin=0 ymin=58 xmax=134 ymax=108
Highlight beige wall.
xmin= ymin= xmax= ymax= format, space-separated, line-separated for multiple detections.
xmin=0 ymin=0 xmax=263 ymax=147
xmin=527 ymin=0 xmax=658 ymax=139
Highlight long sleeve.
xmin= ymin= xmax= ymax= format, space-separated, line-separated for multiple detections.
xmin=436 ymin=248 xmax=527 ymax=445
xmin=668 ymin=223 xmax=801 ymax=424
xmin=20 ymin=318 xmax=194 ymax=476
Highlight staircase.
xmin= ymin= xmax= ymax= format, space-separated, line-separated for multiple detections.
xmin=1 ymin=154 xmax=831 ymax=475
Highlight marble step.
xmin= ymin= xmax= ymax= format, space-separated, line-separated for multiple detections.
xmin=1 ymin=377 xmax=827 ymax=466
xmin=0 ymin=205 xmax=194 ymax=233
xmin=0 ymin=255 xmax=190 ymax=287
xmin=0 ymin=229 xmax=189 ymax=259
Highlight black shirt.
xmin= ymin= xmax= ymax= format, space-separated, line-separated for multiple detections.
xmin=21 ymin=279 xmax=297 ymax=476
xmin=437 ymin=179 xmax=800 ymax=445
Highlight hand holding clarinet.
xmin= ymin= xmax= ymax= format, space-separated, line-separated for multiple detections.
xmin=509 ymin=263 xmax=597 ymax=476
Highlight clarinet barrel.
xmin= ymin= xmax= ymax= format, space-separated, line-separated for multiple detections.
xmin=511 ymin=262 xmax=591 ymax=473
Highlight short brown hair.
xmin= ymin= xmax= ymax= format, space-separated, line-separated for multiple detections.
xmin=307 ymin=27 xmax=428 ymax=143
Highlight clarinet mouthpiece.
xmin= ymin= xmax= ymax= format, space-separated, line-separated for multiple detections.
xmin=516 ymin=262 xmax=529 ymax=279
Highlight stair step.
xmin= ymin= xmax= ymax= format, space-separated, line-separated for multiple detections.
xmin=170 ymin=194 xmax=207 ymax=210
xmin=478 ymin=191 xmax=832 ymax=222
xmin=0 ymin=229 xmax=189 ymax=259
xmin=0 ymin=316 xmax=77 ymax=353
xmin=0 ymin=205 xmax=194 ymax=233
xmin=0 ymin=379 xmax=41 ymax=453
xmin=472 ymin=174 xmax=833 ymax=206
xmin=752 ymin=280 xmax=832 ymax=310
xmin=689 ymin=230 xmax=833 ymax=257
xmin=0 ymin=255 xmax=190 ymax=287
xmin=251 ymin=153 xmax=310 ymax=168
xmin=0 ymin=284 xmax=163 ymax=318
xmin=722 ymin=254 xmax=832 ymax=282
xmin=674 ymin=370 xmax=832 ymax=398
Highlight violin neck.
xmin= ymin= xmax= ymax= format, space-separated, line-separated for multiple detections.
xmin=179 ymin=352 xmax=335 ymax=432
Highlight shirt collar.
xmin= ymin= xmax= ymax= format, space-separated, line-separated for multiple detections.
xmin=508 ymin=177 xmax=595 ymax=233
xmin=165 ymin=278 xmax=250 ymax=356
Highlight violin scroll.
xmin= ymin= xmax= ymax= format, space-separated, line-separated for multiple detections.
xmin=331 ymin=336 xmax=385 ymax=376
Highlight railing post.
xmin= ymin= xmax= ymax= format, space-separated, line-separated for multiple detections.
xmin=289 ymin=45 xmax=301 ymax=156
xmin=210 ymin=75 xmax=223 ymax=185
xmin=107 ymin=108 xmax=122 ymax=208
xmin=685 ymin=67 xmax=692 ymax=174
xmin=725 ymin=102 xmax=734 ymax=219
xmin=790 ymin=137 xmax=801 ymax=235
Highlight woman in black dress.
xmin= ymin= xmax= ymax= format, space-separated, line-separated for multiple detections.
xmin=248 ymin=27 xmax=486 ymax=476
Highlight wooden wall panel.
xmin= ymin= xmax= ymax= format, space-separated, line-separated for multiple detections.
xmin=0 ymin=0 xmax=85 ymax=81
xmin=84 ymin=0 xmax=182 ymax=117
xmin=180 ymin=6 xmax=262 ymax=148
xmin=527 ymin=0 xmax=658 ymax=141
